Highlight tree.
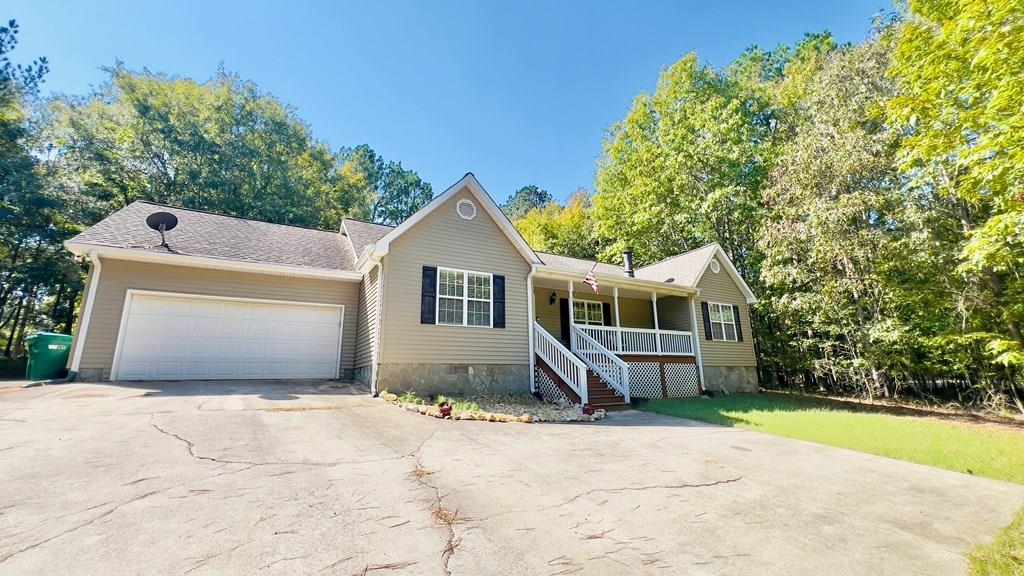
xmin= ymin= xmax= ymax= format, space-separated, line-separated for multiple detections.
xmin=45 ymin=65 xmax=365 ymax=229
xmin=340 ymin=144 xmax=433 ymax=226
xmin=502 ymin=185 xmax=553 ymax=221
xmin=513 ymin=189 xmax=600 ymax=259
xmin=0 ymin=19 xmax=79 ymax=352
xmin=592 ymin=53 xmax=773 ymax=278
xmin=889 ymin=0 xmax=1024 ymax=373
xmin=758 ymin=34 xmax=928 ymax=397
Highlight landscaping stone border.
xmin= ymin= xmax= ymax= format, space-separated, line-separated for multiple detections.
xmin=378 ymin=393 xmax=607 ymax=423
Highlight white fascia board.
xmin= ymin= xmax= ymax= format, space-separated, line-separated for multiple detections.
xmin=533 ymin=265 xmax=698 ymax=297
xmin=371 ymin=173 xmax=542 ymax=266
xmin=64 ymin=242 xmax=363 ymax=282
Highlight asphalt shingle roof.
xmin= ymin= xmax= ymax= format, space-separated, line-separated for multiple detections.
xmin=68 ymin=201 xmax=356 ymax=271
xmin=536 ymin=252 xmax=626 ymax=276
xmin=342 ymin=218 xmax=394 ymax=258
xmin=634 ymin=244 xmax=719 ymax=287
xmin=536 ymin=245 xmax=719 ymax=289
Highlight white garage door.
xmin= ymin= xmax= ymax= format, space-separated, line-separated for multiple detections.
xmin=113 ymin=292 xmax=343 ymax=381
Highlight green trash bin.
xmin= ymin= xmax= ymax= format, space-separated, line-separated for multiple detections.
xmin=24 ymin=332 xmax=73 ymax=381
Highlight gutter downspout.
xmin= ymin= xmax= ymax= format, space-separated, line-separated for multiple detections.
xmin=68 ymin=251 xmax=102 ymax=377
xmin=689 ymin=292 xmax=706 ymax=389
xmin=370 ymin=252 xmax=385 ymax=397
xmin=527 ymin=266 xmax=537 ymax=392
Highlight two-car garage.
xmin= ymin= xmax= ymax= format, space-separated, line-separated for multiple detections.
xmin=111 ymin=292 xmax=345 ymax=381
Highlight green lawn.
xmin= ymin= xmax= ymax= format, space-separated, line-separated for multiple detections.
xmin=640 ymin=392 xmax=1024 ymax=485
xmin=969 ymin=507 xmax=1024 ymax=576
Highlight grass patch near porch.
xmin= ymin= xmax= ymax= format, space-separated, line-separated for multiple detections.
xmin=969 ymin=506 xmax=1024 ymax=575
xmin=640 ymin=392 xmax=1024 ymax=485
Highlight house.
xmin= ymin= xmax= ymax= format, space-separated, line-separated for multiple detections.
xmin=64 ymin=174 xmax=758 ymax=408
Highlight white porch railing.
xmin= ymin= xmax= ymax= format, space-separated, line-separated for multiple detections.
xmin=570 ymin=325 xmax=631 ymax=403
xmin=575 ymin=325 xmax=694 ymax=356
xmin=534 ymin=322 xmax=588 ymax=404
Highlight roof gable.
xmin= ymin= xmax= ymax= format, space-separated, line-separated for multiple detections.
xmin=341 ymin=218 xmax=394 ymax=260
xmin=371 ymin=173 xmax=541 ymax=265
xmin=636 ymin=244 xmax=755 ymax=303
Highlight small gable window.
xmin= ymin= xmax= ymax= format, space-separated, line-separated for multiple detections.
xmin=708 ymin=302 xmax=737 ymax=341
xmin=710 ymin=259 xmax=721 ymax=273
xmin=437 ymin=267 xmax=492 ymax=327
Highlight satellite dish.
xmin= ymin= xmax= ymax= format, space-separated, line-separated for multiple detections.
xmin=145 ymin=212 xmax=178 ymax=249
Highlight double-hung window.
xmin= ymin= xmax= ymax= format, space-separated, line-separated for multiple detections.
xmin=437 ymin=268 xmax=492 ymax=327
xmin=572 ymin=300 xmax=604 ymax=326
xmin=708 ymin=302 xmax=737 ymax=341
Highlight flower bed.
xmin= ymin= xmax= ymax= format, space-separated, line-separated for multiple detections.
xmin=379 ymin=391 xmax=607 ymax=423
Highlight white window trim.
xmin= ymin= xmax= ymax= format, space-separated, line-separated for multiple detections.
xmin=436 ymin=267 xmax=493 ymax=328
xmin=708 ymin=301 xmax=738 ymax=342
xmin=572 ymin=299 xmax=604 ymax=326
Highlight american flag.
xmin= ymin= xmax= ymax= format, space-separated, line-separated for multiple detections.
xmin=583 ymin=269 xmax=599 ymax=294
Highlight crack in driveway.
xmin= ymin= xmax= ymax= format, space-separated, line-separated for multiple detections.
xmin=0 ymin=490 xmax=162 ymax=565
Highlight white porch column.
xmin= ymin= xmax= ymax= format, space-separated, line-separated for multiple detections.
xmin=652 ymin=291 xmax=661 ymax=353
xmin=613 ymin=286 xmax=622 ymax=353
xmin=567 ymin=280 xmax=574 ymax=351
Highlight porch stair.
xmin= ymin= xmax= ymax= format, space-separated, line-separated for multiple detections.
xmin=586 ymin=369 xmax=631 ymax=411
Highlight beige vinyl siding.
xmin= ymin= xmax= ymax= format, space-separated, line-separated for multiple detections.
xmin=355 ymin=266 xmax=380 ymax=368
xmin=380 ymin=188 xmax=531 ymax=364
xmin=618 ymin=298 xmax=653 ymax=328
xmin=533 ymin=288 xmax=654 ymax=336
xmin=655 ymin=296 xmax=692 ymax=332
xmin=695 ymin=257 xmax=756 ymax=367
xmin=78 ymin=258 xmax=359 ymax=378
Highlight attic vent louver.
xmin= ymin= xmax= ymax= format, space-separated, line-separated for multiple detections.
xmin=456 ymin=199 xmax=477 ymax=220
xmin=710 ymin=259 xmax=721 ymax=273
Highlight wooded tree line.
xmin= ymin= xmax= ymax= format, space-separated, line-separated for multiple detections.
xmin=508 ymin=0 xmax=1024 ymax=412
xmin=0 ymin=20 xmax=432 ymax=358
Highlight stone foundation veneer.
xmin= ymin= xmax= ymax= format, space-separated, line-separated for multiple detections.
xmin=75 ymin=367 xmax=108 ymax=382
xmin=702 ymin=366 xmax=758 ymax=393
xmin=353 ymin=366 xmax=372 ymax=386
xmin=376 ymin=363 xmax=531 ymax=396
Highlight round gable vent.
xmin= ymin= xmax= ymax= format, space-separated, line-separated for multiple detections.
xmin=710 ymin=259 xmax=721 ymax=273
xmin=456 ymin=199 xmax=477 ymax=220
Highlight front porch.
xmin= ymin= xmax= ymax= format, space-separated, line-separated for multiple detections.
xmin=532 ymin=278 xmax=698 ymax=356
xmin=531 ymin=274 xmax=705 ymax=404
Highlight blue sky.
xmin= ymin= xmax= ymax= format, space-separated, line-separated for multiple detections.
xmin=8 ymin=0 xmax=886 ymax=203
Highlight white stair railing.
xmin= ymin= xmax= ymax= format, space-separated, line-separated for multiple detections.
xmin=534 ymin=322 xmax=588 ymax=404
xmin=570 ymin=325 xmax=631 ymax=403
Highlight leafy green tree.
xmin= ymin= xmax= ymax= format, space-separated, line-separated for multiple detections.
xmin=502 ymin=184 xmax=553 ymax=221
xmin=0 ymin=19 xmax=80 ymax=352
xmin=757 ymin=34 xmax=926 ymax=397
xmin=340 ymin=144 xmax=433 ymax=226
xmin=513 ymin=189 xmax=600 ymax=259
xmin=46 ymin=65 xmax=361 ymax=229
xmin=593 ymin=53 xmax=773 ymax=277
xmin=889 ymin=0 xmax=1024 ymax=370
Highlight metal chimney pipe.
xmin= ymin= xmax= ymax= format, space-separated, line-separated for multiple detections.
xmin=623 ymin=248 xmax=635 ymax=278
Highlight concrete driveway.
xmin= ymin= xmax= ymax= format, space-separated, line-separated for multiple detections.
xmin=0 ymin=381 xmax=1021 ymax=575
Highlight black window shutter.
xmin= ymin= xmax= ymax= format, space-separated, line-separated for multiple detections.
xmin=559 ymin=298 xmax=570 ymax=342
xmin=421 ymin=266 xmax=437 ymax=324
xmin=733 ymin=305 xmax=743 ymax=342
xmin=602 ymin=302 xmax=612 ymax=326
xmin=701 ymin=301 xmax=713 ymax=341
xmin=493 ymin=275 xmax=506 ymax=328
